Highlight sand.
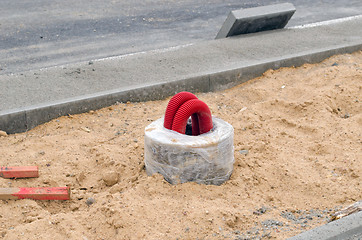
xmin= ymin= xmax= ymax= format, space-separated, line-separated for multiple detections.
xmin=0 ymin=51 xmax=361 ymax=240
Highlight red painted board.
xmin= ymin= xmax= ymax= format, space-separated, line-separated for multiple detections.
xmin=0 ymin=187 xmax=70 ymax=200
xmin=0 ymin=166 xmax=39 ymax=178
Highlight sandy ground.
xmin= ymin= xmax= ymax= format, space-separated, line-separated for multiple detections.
xmin=0 ymin=51 xmax=361 ymax=240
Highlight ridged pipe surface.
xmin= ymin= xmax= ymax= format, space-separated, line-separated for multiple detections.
xmin=163 ymin=92 xmax=198 ymax=130
xmin=171 ymin=99 xmax=213 ymax=135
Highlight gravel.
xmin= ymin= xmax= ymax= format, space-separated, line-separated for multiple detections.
xmin=217 ymin=207 xmax=342 ymax=240
xmin=253 ymin=206 xmax=269 ymax=215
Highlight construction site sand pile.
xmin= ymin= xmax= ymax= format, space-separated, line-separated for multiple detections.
xmin=0 ymin=51 xmax=361 ymax=239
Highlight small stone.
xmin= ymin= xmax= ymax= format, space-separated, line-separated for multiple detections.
xmin=253 ymin=206 xmax=268 ymax=215
xmin=86 ymin=197 xmax=95 ymax=206
xmin=239 ymin=107 xmax=247 ymax=112
xmin=0 ymin=130 xmax=8 ymax=137
xmin=81 ymin=127 xmax=91 ymax=133
xmin=332 ymin=62 xmax=339 ymax=66
xmin=239 ymin=150 xmax=249 ymax=155
xmin=102 ymin=171 xmax=119 ymax=186
xmin=39 ymin=151 xmax=45 ymax=155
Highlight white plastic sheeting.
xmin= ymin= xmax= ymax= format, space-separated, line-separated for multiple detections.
xmin=144 ymin=117 xmax=234 ymax=185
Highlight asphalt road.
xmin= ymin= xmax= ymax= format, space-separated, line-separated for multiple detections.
xmin=1 ymin=0 xmax=362 ymax=74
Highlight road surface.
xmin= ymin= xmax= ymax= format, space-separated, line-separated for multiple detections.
xmin=1 ymin=0 xmax=361 ymax=74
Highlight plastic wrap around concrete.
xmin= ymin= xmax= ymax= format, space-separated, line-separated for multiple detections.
xmin=144 ymin=117 xmax=234 ymax=185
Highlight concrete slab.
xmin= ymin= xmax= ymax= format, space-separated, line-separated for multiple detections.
xmin=0 ymin=16 xmax=361 ymax=133
xmin=215 ymin=3 xmax=296 ymax=39
xmin=287 ymin=211 xmax=362 ymax=240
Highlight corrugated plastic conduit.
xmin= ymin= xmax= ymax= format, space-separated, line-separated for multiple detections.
xmin=163 ymin=92 xmax=213 ymax=136
xmin=145 ymin=91 xmax=234 ymax=185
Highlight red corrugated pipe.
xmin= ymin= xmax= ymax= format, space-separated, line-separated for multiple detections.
xmin=163 ymin=92 xmax=213 ymax=136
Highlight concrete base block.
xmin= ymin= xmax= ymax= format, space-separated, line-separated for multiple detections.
xmin=216 ymin=3 xmax=296 ymax=39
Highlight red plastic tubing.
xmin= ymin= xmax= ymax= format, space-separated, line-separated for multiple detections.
xmin=163 ymin=92 xmax=213 ymax=136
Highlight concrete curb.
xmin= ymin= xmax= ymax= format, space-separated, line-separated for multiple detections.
xmin=1 ymin=42 xmax=360 ymax=134
xmin=1 ymin=15 xmax=362 ymax=134
xmin=287 ymin=211 xmax=362 ymax=240
xmin=216 ymin=3 xmax=296 ymax=39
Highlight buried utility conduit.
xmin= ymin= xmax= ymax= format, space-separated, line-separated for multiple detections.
xmin=163 ymin=91 xmax=197 ymax=130
xmin=145 ymin=91 xmax=234 ymax=185
xmin=163 ymin=92 xmax=213 ymax=136
xmin=172 ymin=99 xmax=213 ymax=135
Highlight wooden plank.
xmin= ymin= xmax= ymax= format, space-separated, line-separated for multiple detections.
xmin=0 ymin=187 xmax=70 ymax=200
xmin=0 ymin=166 xmax=39 ymax=178
xmin=331 ymin=201 xmax=362 ymax=220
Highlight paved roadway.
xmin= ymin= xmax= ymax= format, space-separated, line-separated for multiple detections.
xmin=1 ymin=0 xmax=362 ymax=74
